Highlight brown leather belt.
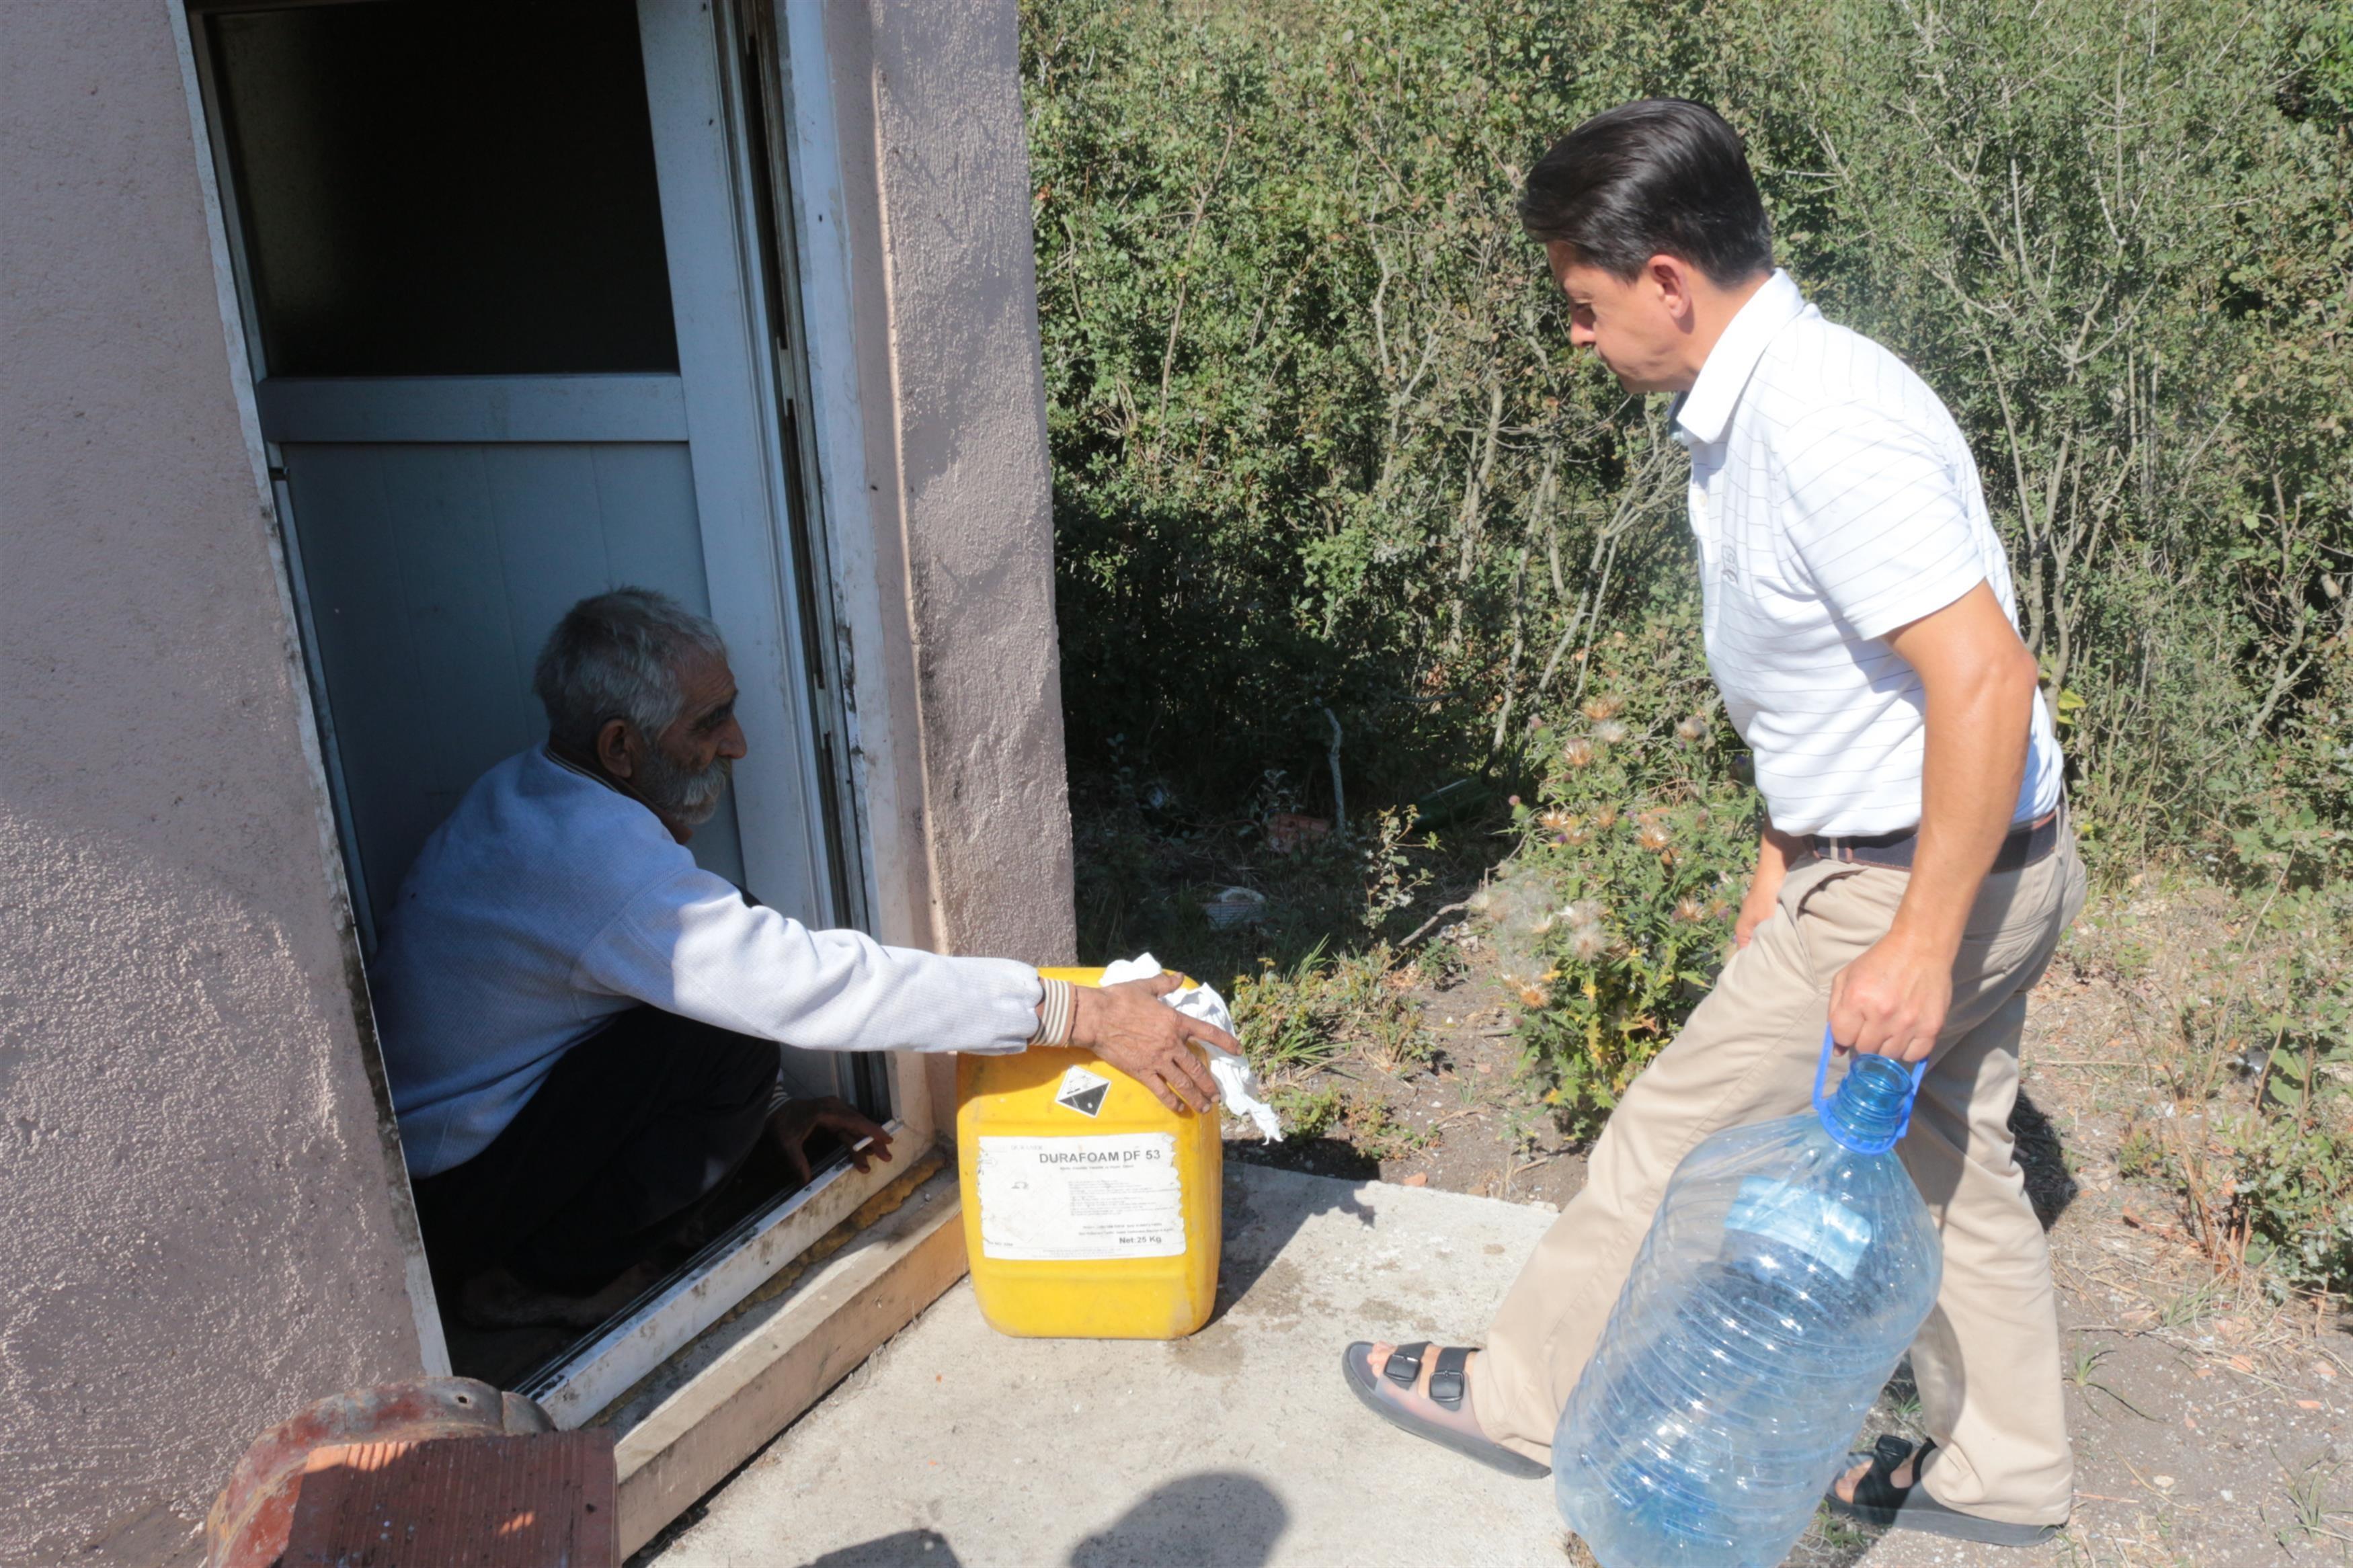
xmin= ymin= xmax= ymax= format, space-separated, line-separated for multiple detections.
xmin=1812 ymin=804 xmax=2064 ymax=874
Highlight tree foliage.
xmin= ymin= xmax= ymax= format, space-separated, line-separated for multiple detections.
xmin=1024 ymin=0 xmax=2352 ymax=866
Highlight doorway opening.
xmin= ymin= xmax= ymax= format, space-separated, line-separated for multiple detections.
xmin=188 ymin=0 xmax=890 ymax=1419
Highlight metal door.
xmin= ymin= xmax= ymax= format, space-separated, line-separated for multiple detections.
xmin=194 ymin=0 xmax=840 ymax=984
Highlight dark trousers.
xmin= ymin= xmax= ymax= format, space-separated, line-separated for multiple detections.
xmin=411 ymin=1007 xmax=779 ymax=1295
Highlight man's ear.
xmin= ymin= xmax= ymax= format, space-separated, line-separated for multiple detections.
xmin=1646 ymin=254 xmax=1698 ymax=325
xmin=595 ymin=716 xmax=637 ymax=780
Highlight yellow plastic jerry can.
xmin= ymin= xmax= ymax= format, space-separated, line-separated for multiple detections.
xmin=956 ymin=966 xmax=1222 ymax=1338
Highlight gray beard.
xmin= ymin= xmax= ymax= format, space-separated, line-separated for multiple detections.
xmin=637 ymin=747 xmax=732 ymax=827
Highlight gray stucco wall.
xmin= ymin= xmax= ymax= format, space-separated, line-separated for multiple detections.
xmin=0 ymin=0 xmax=1073 ymax=1557
xmin=827 ymin=0 xmax=1077 ymax=1130
xmin=851 ymin=0 xmax=1078 ymax=971
xmin=0 ymin=5 xmax=428 ymax=1563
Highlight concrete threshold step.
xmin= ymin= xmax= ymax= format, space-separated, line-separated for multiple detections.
xmin=608 ymin=1160 xmax=967 ymax=1555
xmin=649 ymin=1162 xmax=1569 ymax=1568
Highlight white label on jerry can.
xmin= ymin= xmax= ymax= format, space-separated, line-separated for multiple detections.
xmin=975 ymin=1133 xmax=1185 ymax=1261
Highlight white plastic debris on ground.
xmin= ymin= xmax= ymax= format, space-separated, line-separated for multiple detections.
xmin=1099 ymin=952 xmax=1283 ymax=1141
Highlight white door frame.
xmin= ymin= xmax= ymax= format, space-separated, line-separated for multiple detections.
xmin=771 ymin=0 xmax=929 ymax=962
xmin=174 ymin=0 xmax=948 ymax=1422
xmin=518 ymin=1 xmax=944 ymax=1423
xmin=638 ymin=0 xmax=945 ymax=1167
xmin=638 ymin=0 xmax=836 ymax=932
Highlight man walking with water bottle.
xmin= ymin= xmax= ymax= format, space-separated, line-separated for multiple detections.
xmin=1343 ymin=99 xmax=2084 ymax=1546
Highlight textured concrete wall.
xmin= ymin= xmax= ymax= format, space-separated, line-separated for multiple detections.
xmin=0 ymin=0 xmax=1070 ymax=1555
xmin=828 ymin=1 xmax=1076 ymax=976
xmin=0 ymin=5 xmax=428 ymax=1563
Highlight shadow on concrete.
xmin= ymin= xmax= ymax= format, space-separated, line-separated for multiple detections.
xmin=1228 ymin=1134 xmax=1382 ymax=1184
xmin=801 ymin=1529 xmax=962 ymax=1566
xmin=2009 ymin=1089 xmax=2079 ymax=1231
xmin=1067 ymin=1471 xmax=1289 ymax=1567
xmin=1209 ymin=1161 xmax=1380 ymax=1328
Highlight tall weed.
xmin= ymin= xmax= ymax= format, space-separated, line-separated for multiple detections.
xmin=1493 ymin=610 xmax=1761 ymax=1134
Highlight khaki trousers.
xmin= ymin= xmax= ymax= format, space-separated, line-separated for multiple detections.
xmin=1474 ymin=835 xmax=2087 ymax=1526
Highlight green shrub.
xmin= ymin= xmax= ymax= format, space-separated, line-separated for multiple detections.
xmin=2116 ymin=1121 xmax=2165 ymax=1182
xmin=1227 ymin=940 xmax=1428 ymax=1083
xmin=1484 ymin=604 xmax=1762 ymax=1135
xmin=2226 ymin=1111 xmax=2353 ymax=1292
xmin=1031 ymin=0 xmax=2353 ymax=1276
xmin=1025 ymin=0 xmax=2353 ymax=862
xmin=1347 ymin=1094 xmax=1437 ymax=1162
xmin=2141 ymin=879 xmax=2353 ymax=1292
xmin=1267 ymin=1083 xmax=1347 ymax=1140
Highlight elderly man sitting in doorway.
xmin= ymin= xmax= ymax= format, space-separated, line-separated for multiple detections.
xmin=374 ymin=587 xmax=1234 ymax=1326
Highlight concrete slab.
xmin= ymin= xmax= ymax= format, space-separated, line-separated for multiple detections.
xmin=650 ymin=1161 xmax=1573 ymax=1567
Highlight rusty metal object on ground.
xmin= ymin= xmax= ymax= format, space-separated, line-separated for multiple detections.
xmin=278 ymin=1430 xmax=616 ymax=1567
xmin=204 ymin=1376 xmax=556 ymax=1568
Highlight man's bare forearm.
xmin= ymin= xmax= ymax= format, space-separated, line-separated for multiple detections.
xmin=1887 ymin=626 xmax=2038 ymax=960
xmin=1831 ymin=582 xmax=2041 ymax=1060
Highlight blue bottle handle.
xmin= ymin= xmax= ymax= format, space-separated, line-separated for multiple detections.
xmin=1812 ymin=1024 xmax=1928 ymax=1153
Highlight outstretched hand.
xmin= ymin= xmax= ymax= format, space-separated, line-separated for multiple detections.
xmin=1069 ymin=974 xmax=1236 ymax=1114
xmin=767 ymin=1095 xmax=895 ymax=1188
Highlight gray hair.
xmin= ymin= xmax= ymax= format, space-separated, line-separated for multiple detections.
xmin=533 ymin=588 xmax=727 ymax=753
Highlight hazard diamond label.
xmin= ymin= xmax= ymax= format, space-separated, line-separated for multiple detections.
xmin=1053 ymin=1065 xmax=1111 ymax=1118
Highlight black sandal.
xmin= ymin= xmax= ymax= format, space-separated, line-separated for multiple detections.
xmin=1825 ymin=1436 xmax=2063 ymax=1546
xmin=1340 ymin=1342 xmax=1550 ymax=1480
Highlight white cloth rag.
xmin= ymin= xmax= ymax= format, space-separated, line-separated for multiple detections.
xmin=1097 ymin=953 xmax=1283 ymax=1141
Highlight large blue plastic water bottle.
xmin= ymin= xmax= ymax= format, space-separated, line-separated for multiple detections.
xmin=1552 ymin=1031 xmax=1944 ymax=1567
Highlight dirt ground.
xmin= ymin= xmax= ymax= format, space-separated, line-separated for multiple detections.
xmin=1226 ymin=896 xmax=2353 ymax=1565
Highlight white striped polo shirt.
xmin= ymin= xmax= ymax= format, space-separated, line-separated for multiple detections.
xmin=1671 ymin=270 xmax=2063 ymax=838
